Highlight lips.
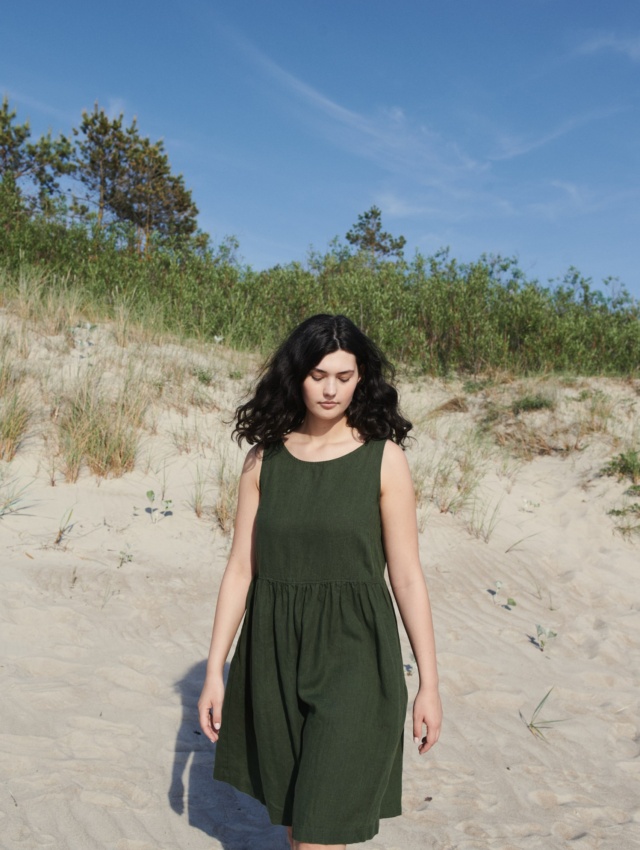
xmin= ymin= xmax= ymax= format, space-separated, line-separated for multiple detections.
xmin=319 ymin=402 xmax=338 ymax=408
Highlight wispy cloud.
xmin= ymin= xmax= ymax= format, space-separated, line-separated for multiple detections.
xmin=577 ymin=33 xmax=640 ymax=62
xmin=221 ymin=25 xmax=484 ymax=193
xmin=218 ymin=25 xmax=635 ymax=237
xmin=0 ymin=86 xmax=75 ymax=125
xmin=489 ymin=107 xmax=622 ymax=161
xmin=105 ymin=97 xmax=128 ymax=120
xmin=527 ymin=179 xmax=640 ymax=221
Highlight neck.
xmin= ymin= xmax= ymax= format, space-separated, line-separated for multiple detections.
xmin=297 ymin=413 xmax=352 ymax=442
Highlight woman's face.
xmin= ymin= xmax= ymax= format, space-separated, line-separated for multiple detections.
xmin=301 ymin=350 xmax=360 ymax=422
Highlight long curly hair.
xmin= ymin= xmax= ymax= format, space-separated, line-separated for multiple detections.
xmin=233 ymin=314 xmax=412 ymax=447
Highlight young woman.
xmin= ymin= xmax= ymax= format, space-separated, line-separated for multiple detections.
xmin=198 ymin=314 xmax=441 ymax=850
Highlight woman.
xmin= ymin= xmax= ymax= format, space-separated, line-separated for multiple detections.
xmin=198 ymin=314 xmax=441 ymax=850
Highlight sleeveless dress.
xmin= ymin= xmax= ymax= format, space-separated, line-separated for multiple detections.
xmin=213 ymin=439 xmax=408 ymax=846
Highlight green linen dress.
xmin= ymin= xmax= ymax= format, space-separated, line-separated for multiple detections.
xmin=213 ymin=439 xmax=408 ymax=845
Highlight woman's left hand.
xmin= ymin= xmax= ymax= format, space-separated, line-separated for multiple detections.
xmin=413 ymin=687 xmax=442 ymax=755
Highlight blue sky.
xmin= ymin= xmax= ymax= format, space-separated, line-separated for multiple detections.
xmin=3 ymin=1 xmax=640 ymax=295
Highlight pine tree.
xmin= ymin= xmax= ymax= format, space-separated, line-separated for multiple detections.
xmin=0 ymin=96 xmax=73 ymax=218
xmin=72 ymin=103 xmax=198 ymax=251
xmin=345 ymin=206 xmax=406 ymax=264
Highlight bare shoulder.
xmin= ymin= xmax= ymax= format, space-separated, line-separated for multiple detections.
xmin=241 ymin=444 xmax=263 ymax=488
xmin=381 ymin=440 xmax=411 ymax=493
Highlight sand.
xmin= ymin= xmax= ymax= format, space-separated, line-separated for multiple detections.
xmin=1 ymin=309 xmax=639 ymax=849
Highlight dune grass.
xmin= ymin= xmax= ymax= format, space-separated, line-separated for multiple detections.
xmin=3 ymin=214 xmax=640 ymax=376
xmin=54 ymin=371 xmax=149 ymax=480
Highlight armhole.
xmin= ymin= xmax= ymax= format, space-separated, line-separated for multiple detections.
xmin=377 ymin=439 xmax=391 ymax=500
xmin=257 ymin=443 xmax=274 ymax=494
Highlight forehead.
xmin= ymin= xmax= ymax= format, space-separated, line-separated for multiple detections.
xmin=311 ymin=350 xmax=357 ymax=373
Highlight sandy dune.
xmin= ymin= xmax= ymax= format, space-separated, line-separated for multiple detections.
xmin=1 ymin=310 xmax=639 ymax=849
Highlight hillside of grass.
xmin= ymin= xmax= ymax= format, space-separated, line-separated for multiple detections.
xmin=2 ymin=205 xmax=640 ymax=376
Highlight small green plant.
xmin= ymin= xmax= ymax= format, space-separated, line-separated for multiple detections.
xmin=145 ymin=489 xmax=173 ymax=523
xmin=535 ymin=624 xmax=557 ymax=651
xmin=193 ymin=367 xmax=214 ymax=386
xmin=488 ymin=580 xmax=516 ymax=609
xmin=625 ymin=485 xmax=640 ymax=498
xmin=601 ymin=450 xmax=640 ymax=484
xmin=607 ymin=503 xmax=640 ymax=518
xmin=118 ymin=546 xmax=133 ymax=568
xmin=511 ymin=394 xmax=555 ymax=415
xmin=54 ymin=507 xmax=74 ymax=545
xmin=521 ymin=498 xmax=540 ymax=512
xmin=519 ymin=687 xmax=563 ymax=740
xmin=462 ymin=378 xmax=493 ymax=394
xmin=0 ymin=475 xmax=30 ymax=518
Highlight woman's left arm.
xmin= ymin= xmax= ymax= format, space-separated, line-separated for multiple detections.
xmin=380 ymin=440 xmax=442 ymax=755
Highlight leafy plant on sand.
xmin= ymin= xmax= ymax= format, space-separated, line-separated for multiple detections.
xmin=600 ymin=450 xmax=640 ymax=484
xmin=145 ymin=489 xmax=173 ymax=523
xmin=519 ymin=688 xmax=563 ymax=740
xmin=511 ymin=394 xmax=555 ymax=415
xmin=488 ymin=579 xmax=516 ymax=609
xmin=533 ymin=625 xmax=557 ymax=652
xmin=607 ymin=493 xmax=640 ymax=539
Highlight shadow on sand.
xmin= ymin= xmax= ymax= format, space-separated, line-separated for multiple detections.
xmin=170 ymin=660 xmax=288 ymax=850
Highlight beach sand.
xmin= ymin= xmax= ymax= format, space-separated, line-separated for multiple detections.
xmin=1 ymin=310 xmax=639 ymax=849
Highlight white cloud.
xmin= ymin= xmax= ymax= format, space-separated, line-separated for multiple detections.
xmin=577 ymin=33 xmax=640 ymax=62
xmin=218 ymin=25 xmax=636 ymax=236
xmin=221 ymin=25 xmax=483 ymax=192
xmin=105 ymin=97 xmax=128 ymax=120
xmin=489 ymin=107 xmax=622 ymax=161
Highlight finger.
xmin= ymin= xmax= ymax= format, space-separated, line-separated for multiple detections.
xmin=418 ymin=724 xmax=441 ymax=755
xmin=211 ymin=704 xmax=222 ymax=738
xmin=412 ymin=714 xmax=423 ymax=745
xmin=198 ymin=703 xmax=218 ymax=743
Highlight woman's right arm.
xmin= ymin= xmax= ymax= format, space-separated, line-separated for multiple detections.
xmin=197 ymin=446 xmax=261 ymax=743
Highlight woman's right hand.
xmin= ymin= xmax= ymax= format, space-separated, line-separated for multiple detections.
xmin=198 ymin=675 xmax=225 ymax=743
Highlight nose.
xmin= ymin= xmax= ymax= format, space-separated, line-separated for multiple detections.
xmin=323 ymin=378 xmax=337 ymax=397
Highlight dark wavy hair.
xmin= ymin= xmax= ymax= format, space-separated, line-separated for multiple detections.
xmin=233 ymin=314 xmax=412 ymax=447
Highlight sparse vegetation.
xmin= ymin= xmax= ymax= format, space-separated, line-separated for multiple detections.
xmin=519 ymin=688 xmax=563 ymax=740
xmin=54 ymin=507 xmax=74 ymax=545
xmin=601 ymin=450 xmax=640 ymax=484
xmin=0 ymin=471 xmax=30 ymax=518
xmin=511 ymin=394 xmax=555 ymax=415
xmin=534 ymin=625 xmax=558 ymax=652
xmin=214 ymin=452 xmax=241 ymax=535
xmin=54 ymin=373 xmax=147 ymax=480
xmin=0 ymin=388 xmax=32 ymax=460
xmin=145 ymin=490 xmax=173 ymax=523
xmin=488 ymin=579 xmax=516 ymax=608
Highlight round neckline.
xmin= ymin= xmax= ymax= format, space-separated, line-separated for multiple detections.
xmin=281 ymin=439 xmax=368 ymax=464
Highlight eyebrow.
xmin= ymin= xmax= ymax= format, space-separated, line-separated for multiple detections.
xmin=310 ymin=368 xmax=355 ymax=376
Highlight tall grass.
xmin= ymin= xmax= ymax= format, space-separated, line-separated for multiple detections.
xmin=2 ymin=213 xmax=640 ymax=375
xmin=54 ymin=371 xmax=149 ymax=480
